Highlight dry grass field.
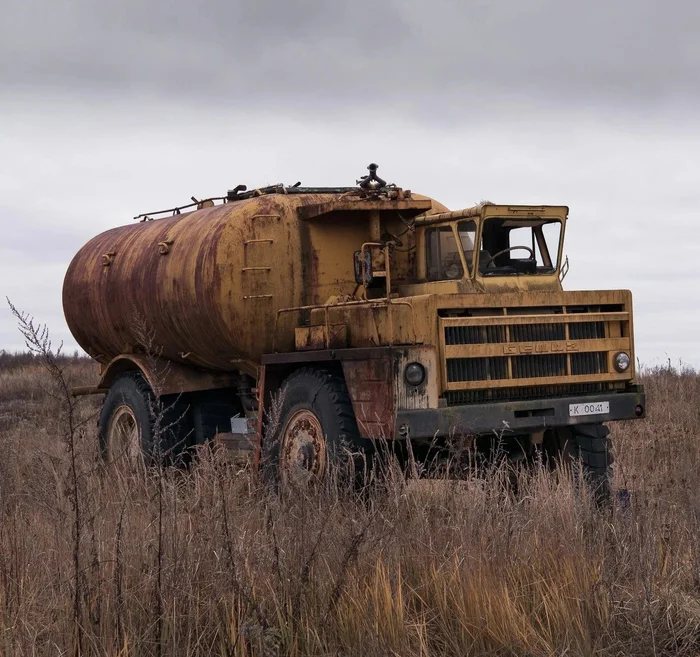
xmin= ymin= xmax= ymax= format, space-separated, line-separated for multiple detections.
xmin=1 ymin=348 xmax=699 ymax=656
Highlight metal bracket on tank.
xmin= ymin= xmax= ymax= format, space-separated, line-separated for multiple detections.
xmin=158 ymin=240 xmax=174 ymax=255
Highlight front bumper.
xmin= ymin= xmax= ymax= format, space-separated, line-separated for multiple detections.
xmin=396 ymin=387 xmax=646 ymax=439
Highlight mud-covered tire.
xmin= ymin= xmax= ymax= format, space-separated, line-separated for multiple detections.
xmin=572 ymin=424 xmax=613 ymax=503
xmin=98 ymin=373 xmax=191 ymax=468
xmin=545 ymin=423 xmax=613 ymax=504
xmin=263 ymin=368 xmax=371 ymax=488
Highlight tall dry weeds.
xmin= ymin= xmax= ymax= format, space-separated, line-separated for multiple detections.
xmin=0 ymin=345 xmax=699 ymax=655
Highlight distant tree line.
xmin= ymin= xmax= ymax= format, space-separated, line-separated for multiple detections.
xmin=0 ymin=349 xmax=90 ymax=370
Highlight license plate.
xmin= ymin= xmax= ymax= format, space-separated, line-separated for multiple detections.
xmin=569 ymin=401 xmax=610 ymax=417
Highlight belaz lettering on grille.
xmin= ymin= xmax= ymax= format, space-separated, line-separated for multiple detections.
xmin=503 ymin=341 xmax=579 ymax=355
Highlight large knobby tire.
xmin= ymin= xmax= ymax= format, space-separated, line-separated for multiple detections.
xmin=263 ymin=368 xmax=369 ymax=489
xmin=98 ymin=373 xmax=191 ymax=469
xmin=545 ymin=423 xmax=613 ymax=504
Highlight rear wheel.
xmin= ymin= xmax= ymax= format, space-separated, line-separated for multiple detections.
xmin=99 ymin=373 xmax=191 ymax=469
xmin=105 ymin=403 xmax=143 ymax=467
xmin=264 ymin=368 xmax=370 ymax=488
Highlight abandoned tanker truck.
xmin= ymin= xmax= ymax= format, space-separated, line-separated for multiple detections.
xmin=63 ymin=164 xmax=645 ymax=492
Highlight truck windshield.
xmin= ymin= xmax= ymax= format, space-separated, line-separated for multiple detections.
xmin=479 ymin=218 xmax=562 ymax=276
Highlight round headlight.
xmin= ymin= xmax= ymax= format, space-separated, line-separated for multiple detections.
xmin=614 ymin=352 xmax=631 ymax=372
xmin=404 ymin=362 xmax=426 ymax=387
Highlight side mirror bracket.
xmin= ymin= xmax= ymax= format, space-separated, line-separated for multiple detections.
xmin=353 ymin=249 xmax=373 ymax=285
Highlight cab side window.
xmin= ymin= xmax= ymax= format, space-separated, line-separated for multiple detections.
xmin=425 ymin=226 xmax=464 ymax=281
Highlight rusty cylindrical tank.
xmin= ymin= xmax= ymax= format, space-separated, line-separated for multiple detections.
xmin=63 ymin=194 xmax=316 ymax=371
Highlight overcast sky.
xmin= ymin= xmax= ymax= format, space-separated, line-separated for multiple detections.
xmin=2 ymin=0 xmax=699 ymax=367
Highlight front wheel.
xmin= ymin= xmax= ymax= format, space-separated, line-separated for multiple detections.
xmin=544 ymin=423 xmax=613 ymax=504
xmin=263 ymin=368 xmax=370 ymax=488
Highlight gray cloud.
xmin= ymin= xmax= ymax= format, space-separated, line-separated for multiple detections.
xmin=2 ymin=0 xmax=699 ymax=117
xmin=0 ymin=210 xmax=87 ymax=263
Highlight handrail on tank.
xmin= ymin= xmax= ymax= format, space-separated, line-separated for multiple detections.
xmin=272 ymin=297 xmax=417 ymax=353
xmin=133 ymin=196 xmax=229 ymax=221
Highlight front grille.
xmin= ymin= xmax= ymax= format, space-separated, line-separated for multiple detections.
xmin=440 ymin=301 xmax=629 ymax=404
xmin=445 ymin=383 xmax=614 ymax=406
xmin=447 ymin=357 xmax=508 ymax=382
xmin=444 ymin=325 xmax=506 ymax=345
xmin=510 ymin=323 xmax=565 ymax=342
xmin=571 ymin=351 xmax=607 ymax=375
xmin=445 ymin=352 xmax=609 ymax=384
xmin=570 ymin=321 xmax=605 ymax=340
xmin=444 ymin=319 xmax=609 ymax=346
xmin=512 ymin=354 xmax=567 ymax=378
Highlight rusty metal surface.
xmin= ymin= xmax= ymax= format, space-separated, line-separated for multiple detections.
xmin=261 ymin=346 xmax=396 ymax=365
xmin=393 ymin=346 xmax=440 ymax=411
xmin=213 ymin=432 xmax=256 ymax=450
xmin=64 ymin=194 xmax=317 ymax=370
xmin=253 ymin=364 xmax=266 ymax=469
xmin=396 ymin=388 xmax=645 ymax=439
xmin=413 ymin=205 xmax=484 ymax=226
xmin=67 ymin=197 xmax=281 ymax=370
xmin=298 ymin=198 xmax=432 ymax=220
xmin=295 ymin=324 xmax=347 ymax=351
xmin=342 ymin=357 xmax=395 ymax=439
xmin=274 ymin=298 xmax=417 ymax=352
xmin=97 ymin=354 xmax=239 ymax=396
xmin=280 ymin=408 xmax=327 ymax=485
xmin=63 ymin=189 xmax=445 ymax=373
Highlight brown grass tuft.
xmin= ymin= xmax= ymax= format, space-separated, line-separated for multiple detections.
xmin=0 ymin=359 xmax=699 ymax=655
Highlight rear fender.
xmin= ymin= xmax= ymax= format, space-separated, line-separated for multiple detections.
xmin=99 ymin=355 xmax=239 ymax=396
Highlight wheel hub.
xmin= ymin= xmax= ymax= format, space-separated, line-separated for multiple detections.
xmin=280 ymin=409 xmax=326 ymax=485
